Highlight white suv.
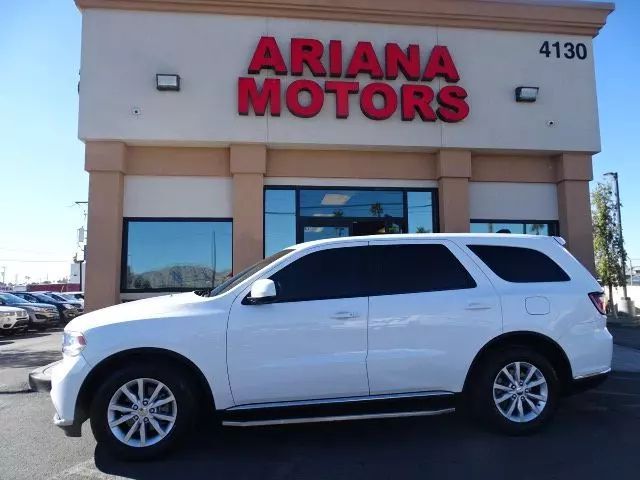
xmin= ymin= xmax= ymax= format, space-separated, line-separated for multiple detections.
xmin=51 ymin=234 xmax=612 ymax=460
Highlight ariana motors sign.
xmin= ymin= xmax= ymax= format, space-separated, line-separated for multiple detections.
xmin=238 ymin=36 xmax=469 ymax=123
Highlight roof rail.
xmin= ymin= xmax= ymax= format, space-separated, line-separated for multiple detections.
xmin=553 ymin=236 xmax=567 ymax=247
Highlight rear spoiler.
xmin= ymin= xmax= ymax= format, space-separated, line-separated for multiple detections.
xmin=553 ymin=236 xmax=567 ymax=247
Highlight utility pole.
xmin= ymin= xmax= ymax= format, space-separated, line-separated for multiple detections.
xmin=1 ymin=266 xmax=5 ymax=285
xmin=605 ymin=172 xmax=634 ymax=316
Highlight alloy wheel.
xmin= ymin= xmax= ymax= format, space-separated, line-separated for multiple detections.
xmin=107 ymin=378 xmax=178 ymax=448
xmin=492 ymin=361 xmax=548 ymax=423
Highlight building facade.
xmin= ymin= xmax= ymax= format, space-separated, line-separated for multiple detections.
xmin=75 ymin=0 xmax=613 ymax=311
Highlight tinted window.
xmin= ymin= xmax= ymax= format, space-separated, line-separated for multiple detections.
xmin=124 ymin=220 xmax=232 ymax=291
xmin=264 ymin=189 xmax=296 ymax=256
xmin=269 ymin=247 xmax=370 ymax=302
xmin=299 ymin=189 xmax=403 ymax=218
xmin=369 ymin=244 xmax=476 ymax=295
xmin=212 ymin=249 xmax=293 ymax=297
xmin=468 ymin=245 xmax=570 ymax=283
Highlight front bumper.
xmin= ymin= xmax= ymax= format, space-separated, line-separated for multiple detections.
xmin=61 ymin=309 xmax=80 ymax=322
xmin=31 ymin=311 xmax=60 ymax=325
xmin=1 ymin=317 xmax=29 ymax=330
xmin=50 ymin=354 xmax=91 ymax=437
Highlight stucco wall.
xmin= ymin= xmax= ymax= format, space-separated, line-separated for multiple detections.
xmin=78 ymin=9 xmax=600 ymax=152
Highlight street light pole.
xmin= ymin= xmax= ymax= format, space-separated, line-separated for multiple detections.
xmin=604 ymin=172 xmax=637 ymax=319
xmin=605 ymin=172 xmax=628 ymax=299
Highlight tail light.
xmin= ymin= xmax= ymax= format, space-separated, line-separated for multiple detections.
xmin=588 ymin=292 xmax=606 ymax=315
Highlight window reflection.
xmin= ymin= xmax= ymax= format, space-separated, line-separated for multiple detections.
xmin=408 ymin=191 xmax=434 ymax=233
xmin=124 ymin=220 xmax=232 ymax=291
xmin=471 ymin=222 xmax=524 ymax=234
xmin=299 ymin=190 xmax=404 ymax=218
xmin=265 ymin=189 xmax=296 ymax=256
xmin=470 ymin=221 xmax=556 ymax=236
xmin=526 ymin=223 xmax=549 ymax=236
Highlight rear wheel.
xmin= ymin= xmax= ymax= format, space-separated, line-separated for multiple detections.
xmin=90 ymin=362 xmax=196 ymax=460
xmin=469 ymin=347 xmax=559 ymax=435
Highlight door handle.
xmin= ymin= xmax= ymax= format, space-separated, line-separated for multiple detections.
xmin=331 ymin=311 xmax=360 ymax=319
xmin=465 ymin=303 xmax=493 ymax=311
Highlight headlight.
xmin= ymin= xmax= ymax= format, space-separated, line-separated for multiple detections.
xmin=33 ymin=307 xmax=46 ymax=312
xmin=0 ymin=311 xmax=16 ymax=318
xmin=62 ymin=331 xmax=86 ymax=357
xmin=62 ymin=303 xmax=75 ymax=309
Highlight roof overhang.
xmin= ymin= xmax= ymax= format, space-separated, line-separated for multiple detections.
xmin=75 ymin=0 xmax=614 ymax=37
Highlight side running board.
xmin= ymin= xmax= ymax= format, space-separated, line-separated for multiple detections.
xmin=222 ymin=408 xmax=455 ymax=427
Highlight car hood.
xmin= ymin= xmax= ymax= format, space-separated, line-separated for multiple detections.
xmin=0 ymin=306 xmax=27 ymax=313
xmin=65 ymin=292 xmax=213 ymax=332
xmin=13 ymin=302 xmax=54 ymax=310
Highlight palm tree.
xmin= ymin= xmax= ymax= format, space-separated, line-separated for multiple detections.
xmin=370 ymin=202 xmax=384 ymax=218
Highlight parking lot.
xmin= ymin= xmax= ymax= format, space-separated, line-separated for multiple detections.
xmin=2 ymin=327 xmax=640 ymax=480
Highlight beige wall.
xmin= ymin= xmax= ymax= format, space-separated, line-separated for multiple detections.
xmin=78 ymin=9 xmax=605 ymax=152
xmin=84 ymin=143 xmax=596 ymax=310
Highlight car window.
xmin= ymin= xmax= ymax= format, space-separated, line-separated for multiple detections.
xmin=468 ymin=245 xmax=570 ymax=283
xmin=269 ymin=246 xmax=371 ymax=303
xmin=0 ymin=293 xmax=24 ymax=304
xmin=212 ymin=249 xmax=294 ymax=297
xmin=369 ymin=243 xmax=477 ymax=296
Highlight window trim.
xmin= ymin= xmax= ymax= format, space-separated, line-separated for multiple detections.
xmin=260 ymin=241 xmax=476 ymax=305
xmin=121 ymin=217 xmax=233 ymax=293
xmin=470 ymin=219 xmax=559 ymax=236
xmin=264 ymin=185 xmax=440 ymax=257
xmin=467 ymin=244 xmax=571 ymax=283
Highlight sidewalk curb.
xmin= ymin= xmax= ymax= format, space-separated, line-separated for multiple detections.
xmin=28 ymin=361 xmax=59 ymax=393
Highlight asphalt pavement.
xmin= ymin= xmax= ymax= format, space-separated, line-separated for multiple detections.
xmin=0 ymin=326 xmax=639 ymax=479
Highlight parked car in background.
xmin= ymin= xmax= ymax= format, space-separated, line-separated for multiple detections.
xmin=0 ymin=292 xmax=60 ymax=330
xmin=43 ymin=292 xmax=84 ymax=312
xmin=65 ymin=292 xmax=84 ymax=302
xmin=12 ymin=292 xmax=80 ymax=324
xmin=51 ymin=234 xmax=611 ymax=460
xmin=0 ymin=305 xmax=30 ymax=335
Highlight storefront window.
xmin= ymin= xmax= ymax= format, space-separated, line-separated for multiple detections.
xmin=123 ymin=219 xmax=232 ymax=292
xmin=265 ymin=186 xmax=438 ymax=256
xmin=470 ymin=220 xmax=557 ymax=236
xmin=299 ymin=189 xmax=404 ymax=218
xmin=265 ymin=189 xmax=297 ymax=256
xmin=407 ymin=191 xmax=435 ymax=233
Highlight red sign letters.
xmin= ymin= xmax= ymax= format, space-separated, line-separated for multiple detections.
xmin=238 ymin=36 xmax=469 ymax=123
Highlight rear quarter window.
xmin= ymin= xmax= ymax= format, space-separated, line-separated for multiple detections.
xmin=468 ymin=245 xmax=570 ymax=283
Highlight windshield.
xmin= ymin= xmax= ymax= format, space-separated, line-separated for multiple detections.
xmin=31 ymin=293 xmax=57 ymax=302
xmin=47 ymin=293 xmax=68 ymax=302
xmin=0 ymin=293 xmax=27 ymax=305
xmin=209 ymin=249 xmax=294 ymax=297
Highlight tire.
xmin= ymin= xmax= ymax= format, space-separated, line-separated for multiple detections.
xmin=469 ymin=347 xmax=559 ymax=435
xmin=90 ymin=362 xmax=196 ymax=460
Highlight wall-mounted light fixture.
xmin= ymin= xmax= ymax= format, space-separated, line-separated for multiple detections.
xmin=156 ymin=74 xmax=181 ymax=91
xmin=515 ymin=86 xmax=539 ymax=103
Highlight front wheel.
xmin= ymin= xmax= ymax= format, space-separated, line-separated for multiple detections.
xmin=90 ymin=363 xmax=196 ymax=460
xmin=469 ymin=347 xmax=559 ymax=435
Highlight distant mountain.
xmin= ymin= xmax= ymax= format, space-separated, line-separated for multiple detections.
xmin=127 ymin=264 xmax=232 ymax=290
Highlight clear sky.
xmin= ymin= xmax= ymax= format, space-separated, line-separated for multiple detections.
xmin=0 ymin=0 xmax=639 ymax=285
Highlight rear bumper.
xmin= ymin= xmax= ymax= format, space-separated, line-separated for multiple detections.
xmin=559 ymin=321 xmax=613 ymax=380
xmin=567 ymin=369 xmax=610 ymax=395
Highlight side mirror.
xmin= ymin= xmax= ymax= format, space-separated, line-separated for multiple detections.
xmin=246 ymin=279 xmax=277 ymax=305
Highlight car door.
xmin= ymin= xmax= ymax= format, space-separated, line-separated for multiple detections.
xmin=227 ymin=242 xmax=371 ymax=405
xmin=366 ymin=239 xmax=502 ymax=395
